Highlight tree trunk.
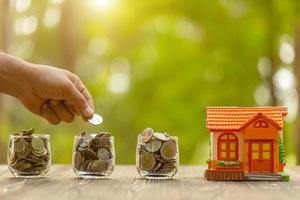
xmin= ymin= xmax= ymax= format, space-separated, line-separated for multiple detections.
xmin=265 ymin=0 xmax=279 ymax=106
xmin=59 ymin=0 xmax=78 ymax=71
xmin=0 ymin=0 xmax=11 ymax=51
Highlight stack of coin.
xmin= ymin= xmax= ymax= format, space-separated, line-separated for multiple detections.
xmin=73 ymin=132 xmax=114 ymax=177
xmin=8 ymin=129 xmax=51 ymax=177
xmin=137 ymin=128 xmax=178 ymax=177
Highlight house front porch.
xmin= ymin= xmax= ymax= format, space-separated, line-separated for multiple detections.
xmin=204 ymin=169 xmax=289 ymax=181
xmin=204 ymin=169 xmax=245 ymax=181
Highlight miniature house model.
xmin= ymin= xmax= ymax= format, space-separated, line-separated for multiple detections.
xmin=205 ymin=107 xmax=289 ymax=181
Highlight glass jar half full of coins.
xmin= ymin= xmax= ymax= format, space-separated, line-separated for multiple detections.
xmin=72 ymin=132 xmax=115 ymax=178
xmin=136 ymin=128 xmax=179 ymax=179
xmin=7 ymin=129 xmax=51 ymax=178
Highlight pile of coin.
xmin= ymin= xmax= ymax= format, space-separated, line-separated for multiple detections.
xmin=137 ymin=128 xmax=178 ymax=175
xmin=73 ymin=132 xmax=114 ymax=176
xmin=8 ymin=129 xmax=51 ymax=176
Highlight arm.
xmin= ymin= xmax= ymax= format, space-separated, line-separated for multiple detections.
xmin=0 ymin=52 xmax=94 ymax=124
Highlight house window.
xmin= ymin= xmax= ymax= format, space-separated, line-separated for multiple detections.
xmin=218 ymin=133 xmax=238 ymax=161
xmin=254 ymin=120 xmax=269 ymax=128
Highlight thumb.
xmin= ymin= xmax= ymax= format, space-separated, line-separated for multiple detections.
xmin=63 ymin=81 xmax=94 ymax=118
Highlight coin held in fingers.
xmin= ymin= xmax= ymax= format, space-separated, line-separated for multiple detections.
xmin=88 ymin=113 xmax=103 ymax=125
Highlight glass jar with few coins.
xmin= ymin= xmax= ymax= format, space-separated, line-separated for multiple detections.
xmin=136 ymin=128 xmax=179 ymax=179
xmin=7 ymin=129 xmax=51 ymax=178
xmin=72 ymin=132 xmax=115 ymax=178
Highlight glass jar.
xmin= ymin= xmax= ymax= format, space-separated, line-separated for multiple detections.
xmin=72 ymin=132 xmax=115 ymax=178
xmin=136 ymin=128 xmax=179 ymax=179
xmin=7 ymin=131 xmax=51 ymax=178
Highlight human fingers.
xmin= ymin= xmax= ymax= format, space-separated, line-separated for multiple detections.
xmin=62 ymin=80 xmax=94 ymax=118
xmin=75 ymin=80 xmax=95 ymax=121
xmin=64 ymin=100 xmax=80 ymax=116
xmin=74 ymin=79 xmax=94 ymax=110
xmin=50 ymin=100 xmax=75 ymax=123
xmin=40 ymin=101 xmax=61 ymax=125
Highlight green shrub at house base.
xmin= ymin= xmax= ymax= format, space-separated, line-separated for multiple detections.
xmin=279 ymin=171 xmax=290 ymax=182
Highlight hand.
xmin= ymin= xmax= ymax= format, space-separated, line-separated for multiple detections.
xmin=17 ymin=64 xmax=94 ymax=124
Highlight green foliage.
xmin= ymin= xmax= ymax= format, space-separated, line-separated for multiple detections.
xmin=279 ymin=171 xmax=290 ymax=182
xmin=0 ymin=0 xmax=298 ymax=164
xmin=215 ymin=160 xmax=241 ymax=167
xmin=278 ymin=137 xmax=286 ymax=164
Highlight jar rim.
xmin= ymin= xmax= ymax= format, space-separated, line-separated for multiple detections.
xmin=74 ymin=134 xmax=114 ymax=139
xmin=9 ymin=134 xmax=50 ymax=138
xmin=137 ymin=133 xmax=178 ymax=140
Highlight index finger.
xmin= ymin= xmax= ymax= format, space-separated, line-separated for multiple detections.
xmin=63 ymin=81 xmax=94 ymax=118
xmin=75 ymin=79 xmax=94 ymax=110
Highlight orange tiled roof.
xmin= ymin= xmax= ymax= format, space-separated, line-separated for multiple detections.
xmin=206 ymin=107 xmax=288 ymax=131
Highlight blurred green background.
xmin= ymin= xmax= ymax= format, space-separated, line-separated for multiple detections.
xmin=1 ymin=0 xmax=300 ymax=165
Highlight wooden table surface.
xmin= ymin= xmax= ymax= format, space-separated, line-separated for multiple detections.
xmin=1 ymin=165 xmax=300 ymax=200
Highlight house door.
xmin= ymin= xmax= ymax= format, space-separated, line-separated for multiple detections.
xmin=249 ymin=141 xmax=273 ymax=173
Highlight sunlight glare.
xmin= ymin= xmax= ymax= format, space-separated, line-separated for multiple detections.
xmin=16 ymin=0 xmax=31 ymax=13
xmin=273 ymin=68 xmax=294 ymax=90
xmin=93 ymin=0 xmax=111 ymax=9
xmin=279 ymin=42 xmax=295 ymax=65
xmin=107 ymin=57 xmax=131 ymax=94
xmin=43 ymin=8 xmax=61 ymax=28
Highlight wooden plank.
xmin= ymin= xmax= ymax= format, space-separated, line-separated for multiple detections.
xmin=0 ymin=165 xmax=299 ymax=200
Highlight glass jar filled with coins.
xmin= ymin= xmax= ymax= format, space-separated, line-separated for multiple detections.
xmin=7 ymin=129 xmax=51 ymax=178
xmin=72 ymin=132 xmax=115 ymax=178
xmin=136 ymin=128 xmax=179 ymax=179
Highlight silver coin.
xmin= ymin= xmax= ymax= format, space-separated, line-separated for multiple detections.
xmin=97 ymin=148 xmax=110 ymax=161
xmin=88 ymin=113 xmax=103 ymax=125
xmin=144 ymin=139 xmax=162 ymax=153
xmin=153 ymin=132 xmax=169 ymax=141
xmin=141 ymin=128 xmax=154 ymax=143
